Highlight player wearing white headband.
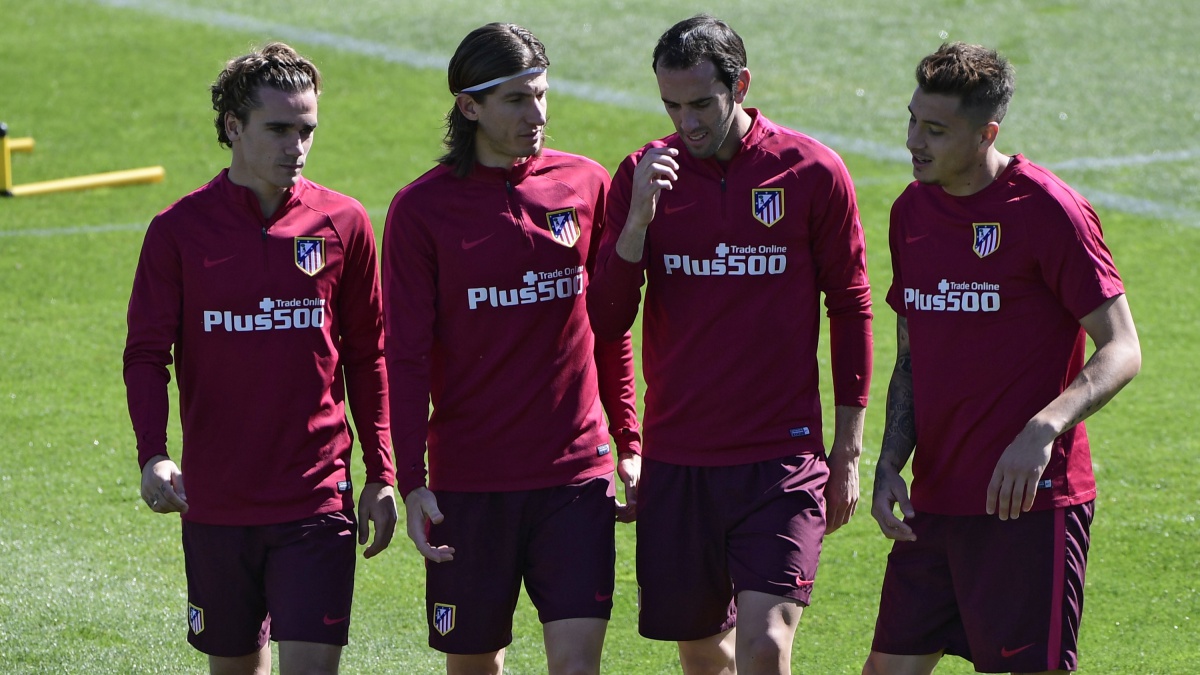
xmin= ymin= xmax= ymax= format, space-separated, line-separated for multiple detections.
xmin=383 ymin=22 xmax=641 ymax=675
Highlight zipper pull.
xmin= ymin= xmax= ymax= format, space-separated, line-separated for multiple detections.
xmin=261 ymin=226 xmax=267 ymax=240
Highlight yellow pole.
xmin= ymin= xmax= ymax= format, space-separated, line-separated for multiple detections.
xmin=0 ymin=124 xmax=11 ymax=194
xmin=9 ymin=137 xmax=34 ymax=152
xmin=8 ymin=165 xmax=165 ymax=197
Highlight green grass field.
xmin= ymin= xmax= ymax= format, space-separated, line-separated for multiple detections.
xmin=1 ymin=0 xmax=1197 ymax=672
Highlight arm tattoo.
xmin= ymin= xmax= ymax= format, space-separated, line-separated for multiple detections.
xmin=878 ymin=351 xmax=917 ymax=477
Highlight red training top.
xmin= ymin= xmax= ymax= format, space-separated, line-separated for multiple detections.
xmin=886 ymin=154 xmax=1124 ymax=515
xmin=124 ymin=171 xmax=393 ymax=525
xmin=589 ymin=110 xmax=873 ymax=466
xmin=383 ymin=150 xmax=640 ymax=499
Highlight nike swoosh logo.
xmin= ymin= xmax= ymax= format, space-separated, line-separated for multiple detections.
xmin=322 ymin=614 xmax=350 ymax=626
xmin=662 ymin=201 xmax=696 ymax=215
xmin=594 ymin=591 xmax=613 ymax=602
xmin=203 ymin=254 xmax=236 ymax=268
xmin=1000 ymin=643 xmax=1035 ymax=658
xmin=903 ymin=233 xmax=930 ymax=244
xmin=461 ymin=234 xmax=494 ymax=250
xmin=795 ymin=576 xmax=815 ymax=587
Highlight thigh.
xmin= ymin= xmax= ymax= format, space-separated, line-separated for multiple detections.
xmin=263 ymin=511 xmax=357 ymax=647
xmin=543 ymin=617 xmax=607 ymax=675
xmin=523 ymin=475 xmax=616 ymax=624
xmin=726 ymin=454 xmax=828 ymax=605
xmin=425 ymin=491 xmax=524 ymax=655
xmin=950 ymin=503 xmax=1093 ymax=673
xmin=182 ymin=520 xmax=271 ymax=658
xmin=636 ymin=459 xmax=735 ymax=642
xmin=277 ymin=640 xmax=343 ymax=674
xmin=870 ymin=513 xmax=965 ymax=659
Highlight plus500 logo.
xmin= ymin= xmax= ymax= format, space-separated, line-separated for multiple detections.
xmin=663 ymin=243 xmax=788 ymax=276
xmin=904 ymin=279 xmax=1001 ymax=312
xmin=467 ymin=267 xmax=584 ymax=310
xmin=203 ymin=297 xmax=326 ymax=332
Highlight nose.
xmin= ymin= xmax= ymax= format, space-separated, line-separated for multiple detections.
xmin=529 ymin=96 xmax=547 ymax=126
xmin=679 ymin=109 xmax=702 ymax=133
xmin=906 ymin=121 xmax=922 ymax=152
xmin=285 ymin=133 xmax=306 ymax=157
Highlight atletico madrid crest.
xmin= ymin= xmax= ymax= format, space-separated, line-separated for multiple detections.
xmin=295 ymin=236 xmax=326 ymax=276
xmin=188 ymin=603 xmax=205 ymax=635
xmin=972 ymin=223 xmax=1001 ymax=258
xmin=752 ymin=188 xmax=784 ymax=227
xmin=546 ymin=208 xmax=581 ymax=248
xmin=433 ymin=603 xmax=456 ymax=636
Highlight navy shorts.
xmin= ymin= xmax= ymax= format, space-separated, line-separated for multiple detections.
xmin=181 ymin=511 xmax=356 ymax=657
xmin=871 ymin=502 xmax=1094 ymax=672
xmin=424 ymin=475 xmax=616 ymax=654
xmin=636 ymin=454 xmax=828 ymax=642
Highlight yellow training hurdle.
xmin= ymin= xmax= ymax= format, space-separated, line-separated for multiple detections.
xmin=1 ymin=122 xmax=164 ymax=197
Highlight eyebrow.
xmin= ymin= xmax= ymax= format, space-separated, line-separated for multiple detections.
xmin=908 ymin=105 xmax=948 ymax=128
xmin=662 ymin=95 xmax=714 ymax=107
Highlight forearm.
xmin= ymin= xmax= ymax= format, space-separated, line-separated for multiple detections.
xmin=593 ymin=332 xmax=642 ymax=455
xmin=344 ymin=358 xmax=395 ymax=485
xmin=1027 ymin=332 xmax=1141 ymax=443
xmin=614 ymin=219 xmax=649 ymax=264
xmin=1024 ymin=294 xmax=1142 ymax=443
xmin=877 ymin=351 xmax=917 ymax=474
xmin=830 ymin=405 xmax=865 ymax=458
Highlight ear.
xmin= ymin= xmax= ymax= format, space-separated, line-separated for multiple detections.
xmin=732 ymin=68 xmax=751 ymax=104
xmin=980 ymin=120 xmax=1000 ymax=148
xmin=224 ymin=112 xmax=243 ymax=142
xmin=456 ymin=94 xmax=481 ymax=121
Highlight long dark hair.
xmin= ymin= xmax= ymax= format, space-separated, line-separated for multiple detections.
xmin=440 ymin=23 xmax=549 ymax=178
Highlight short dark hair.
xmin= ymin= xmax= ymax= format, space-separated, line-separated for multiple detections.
xmin=915 ymin=42 xmax=1015 ymax=125
xmin=440 ymin=23 xmax=549 ymax=178
xmin=210 ymin=42 xmax=321 ymax=149
xmin=652 ymin=14 xmax=746 ymax=91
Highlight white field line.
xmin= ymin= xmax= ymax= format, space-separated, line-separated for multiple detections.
xmin=7 ymin=0 xmax=1189 ymax=237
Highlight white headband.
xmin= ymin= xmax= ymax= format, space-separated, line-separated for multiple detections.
xmin=458 ymin=67 xmax=546 ymax=94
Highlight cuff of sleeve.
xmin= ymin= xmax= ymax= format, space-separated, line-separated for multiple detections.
xmin=137 ymin=450 xmax=168 ymax=472
xmin=395 ymin=474 xmax=427 ymax=501
xmin=613 ymin=428 xmax=642 ymax=456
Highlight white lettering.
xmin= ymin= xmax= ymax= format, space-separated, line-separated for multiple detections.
xmin=904 ymin=285 xmax=1002 ymax=313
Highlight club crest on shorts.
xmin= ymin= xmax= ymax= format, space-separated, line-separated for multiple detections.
xmin=188 ymin=603 xmax=205 ymax=635
xmin=295 ymin=236 xmax=326 ymax=276
xmin=546 ymin=208 xmax=580 ymax=248
xmin=972 ymin=223 xmax=1001 ymax=258
xmin=433 ymin=603 xmax=456 ymax=636
xmin=752 ymin=188 xmax=784 ymax=227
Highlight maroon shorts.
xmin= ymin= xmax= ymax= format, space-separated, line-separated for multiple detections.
xmin=424 ymin=475 xmax=616 ymax=654
xmin=181 ymin=511 xmax=356 ymax=657
xmin=636 ymin=454 xmax=828 ymax=642
xmin=871 ymin=502 xmax=1094 ymax=672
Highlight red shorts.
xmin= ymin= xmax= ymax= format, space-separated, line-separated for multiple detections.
xmin=871 ymin=502 xmax=1093 ymax=672
xmin=424 ymin=475 xmax=616 ymax=654
xmin=636 ymin=454 xmax=828 ymax=642
xmin=181 ymin=511 xmax=356 ymax=657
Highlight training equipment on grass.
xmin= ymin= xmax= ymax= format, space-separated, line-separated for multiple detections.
xmin=0 ymin=122 xmax=164 ymax=197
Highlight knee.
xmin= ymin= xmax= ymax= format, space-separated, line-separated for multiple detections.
xmin=738 ymin=631 xmax=788 ymax=673
xmin=546 ymin=651 xmax=601 ymax=675
xmin=678 ymin=639 xmax=736 ymax=675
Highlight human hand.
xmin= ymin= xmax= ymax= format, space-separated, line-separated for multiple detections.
xmin=986 ymin=423 xmax=1054 ymax=520
xmin=870 ymin=462 xmax=915 ymax=541
xmin=357 ymin=482 xmax=398 ymax=559
xmin=615 ymin=452 xmax=640 ymax=523
xmin=627 ymin=146 xmax=680 ymax=230
xmin=404 ymin=487 xmax=455 ymax=563
xmin=140 ymin=455 xmax=187 ymax=514
xmin=824 ymin=447 xmax=860 ymax=534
